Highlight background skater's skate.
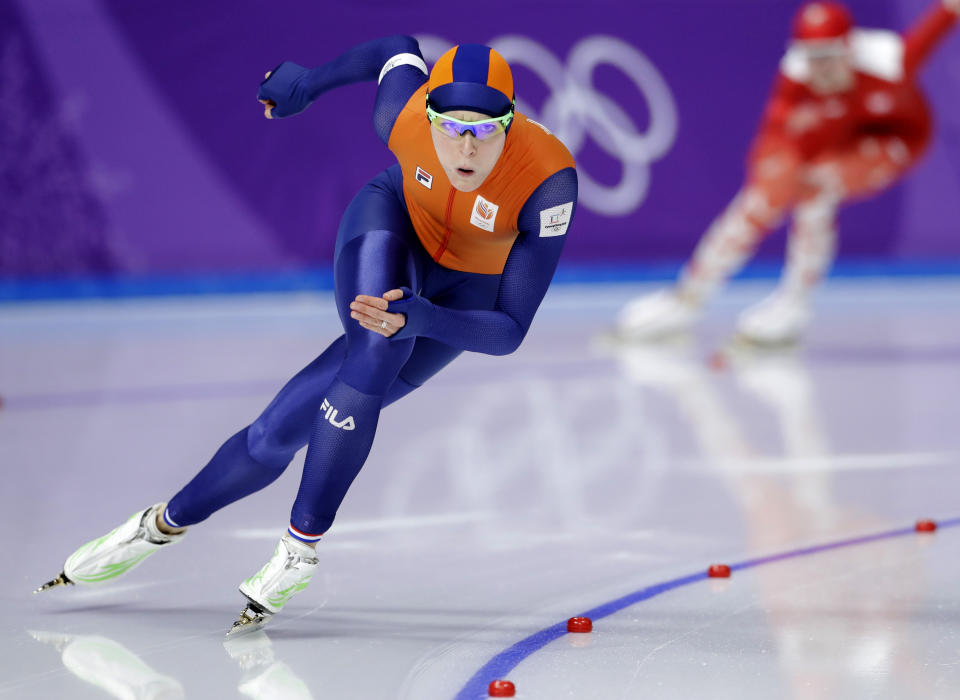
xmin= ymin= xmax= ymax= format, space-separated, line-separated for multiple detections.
xmin=606 ymin=289 xmax=702 ymax=344
xmin=707 ymin=289 xmax=813 ymax=371
xmin=733 ymin=290 xmax=812 ymax=349
xmin=708 ymin=316 xmax=804 ymax=373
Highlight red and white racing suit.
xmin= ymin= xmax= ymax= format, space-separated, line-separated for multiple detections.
xmin=680 ymin=1 xmax=957 ymax=302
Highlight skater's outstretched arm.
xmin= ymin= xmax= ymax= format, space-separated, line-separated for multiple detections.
xmin=903 ymin=0 xmax=959 ymax=74
xmin=256 ymin=35 xmax=428 ymax=143
xmin=349 ymin=167 xmax=579 ymax=356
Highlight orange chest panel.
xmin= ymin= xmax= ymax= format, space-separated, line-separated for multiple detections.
xmin=388 ymin=85 xmax=575 ymax=274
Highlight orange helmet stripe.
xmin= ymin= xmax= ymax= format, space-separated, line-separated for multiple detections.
xmin=428 ymin=47 xmax=456 ymax=92
xmin=485 ymin=49 xmax=513 ymax=99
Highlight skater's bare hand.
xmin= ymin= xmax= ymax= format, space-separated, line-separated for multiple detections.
xmin=259 ymin=71 xmax=276 ymax=119
xmin=945 ymin=0 xmax=960 ymax=14
xmin=350 ymin=289 xmax=407 ymax=337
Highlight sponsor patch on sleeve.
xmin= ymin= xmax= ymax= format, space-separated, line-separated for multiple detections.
xmin=539 ymin=202 xmax=574 ymax=237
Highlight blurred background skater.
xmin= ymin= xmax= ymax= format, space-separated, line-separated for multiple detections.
xmin=34 ymin=37 xmax=577 ymax=635
xmin=616 ymin=0 xmax=959 ymax=347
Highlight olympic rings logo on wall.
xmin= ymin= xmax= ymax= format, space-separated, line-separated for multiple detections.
xmin=418 ymin=34 xmax=679 ymax=217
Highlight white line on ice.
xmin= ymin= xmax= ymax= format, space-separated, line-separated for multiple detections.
xmin=229 ymin=511 xmax=495 ymax=540
xmin=680 ymin=451 xmax=957 ymax=474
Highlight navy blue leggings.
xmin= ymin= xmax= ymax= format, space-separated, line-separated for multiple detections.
xmin=166 ymin=166 xmax=500 ymax=536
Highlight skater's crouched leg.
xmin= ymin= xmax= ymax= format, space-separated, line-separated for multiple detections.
xmin=165 ymin=427 xmax=288 ymax=527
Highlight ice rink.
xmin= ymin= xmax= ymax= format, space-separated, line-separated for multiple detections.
xmin=2 ymin=277 xmax=959 ymax=699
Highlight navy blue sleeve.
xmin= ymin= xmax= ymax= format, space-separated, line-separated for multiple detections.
xmin=257 ymin=35 xmax=427 ymax=142
xmin=386 ymin=167 xmax=579 ymax=355
xmin=372 ymin=56 xmax=429 ymax=145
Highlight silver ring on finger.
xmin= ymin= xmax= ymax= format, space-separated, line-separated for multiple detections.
xmin=380 ymin=320 xmax=388 ymax=330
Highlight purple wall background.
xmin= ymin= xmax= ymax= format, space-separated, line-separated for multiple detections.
xmin=1 ymin=0 xmax=958 ymax=281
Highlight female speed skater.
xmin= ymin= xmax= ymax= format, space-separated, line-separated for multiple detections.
xmin=35 ymin=37 xmax=578 ymax=635
xmin=616 ymin=0 xmax=959 ymax=346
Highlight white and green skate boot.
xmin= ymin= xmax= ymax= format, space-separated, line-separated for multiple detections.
xmin=34 ymin=503 xmax=185 ymax=592
xmin=227 ymin=536 xmax=318 ymax=637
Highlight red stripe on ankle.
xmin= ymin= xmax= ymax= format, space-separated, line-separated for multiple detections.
xmin=288 ymin=524 xmax=323 ymax=542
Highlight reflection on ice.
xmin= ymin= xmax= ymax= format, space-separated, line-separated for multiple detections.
xmin=28 ymin=627 xmax=318 ymax=700
xmin=223 ymin=630 xmax=315 ymax=700
xmin=603 ymin=337 xmax=942 ymax=698
xmin=29 ymin=629 xmax=184 ymax=700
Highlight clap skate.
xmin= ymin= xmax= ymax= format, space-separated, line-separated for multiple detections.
xmin=34 ymin=503 xmax=184 ymax=593
xmin=733 ymin=291 xmax=811 ymax=349
xmin=610 ymin=289 xmax=702 ymax=343
xmin=227 ymin=535 xmax=319 ymax=637
xmin=227 ymin=602 xmax=273 ymax=637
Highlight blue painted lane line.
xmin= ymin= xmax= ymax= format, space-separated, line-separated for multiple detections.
xmin=455 ymin=517 xmax=960 ymax=699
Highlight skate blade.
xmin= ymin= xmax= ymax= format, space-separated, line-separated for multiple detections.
xmin=709 ymin=334 xmax=800 ymax=371
xmin=594 ymin=327 xmax=693 ymax=350
xmin=33 ymin=572 xmax=74 ymax=594
xmin=729 ymin=332 xmax=801 ymax=354
xmin=226 ymin=604 xmax=272 ymax=638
